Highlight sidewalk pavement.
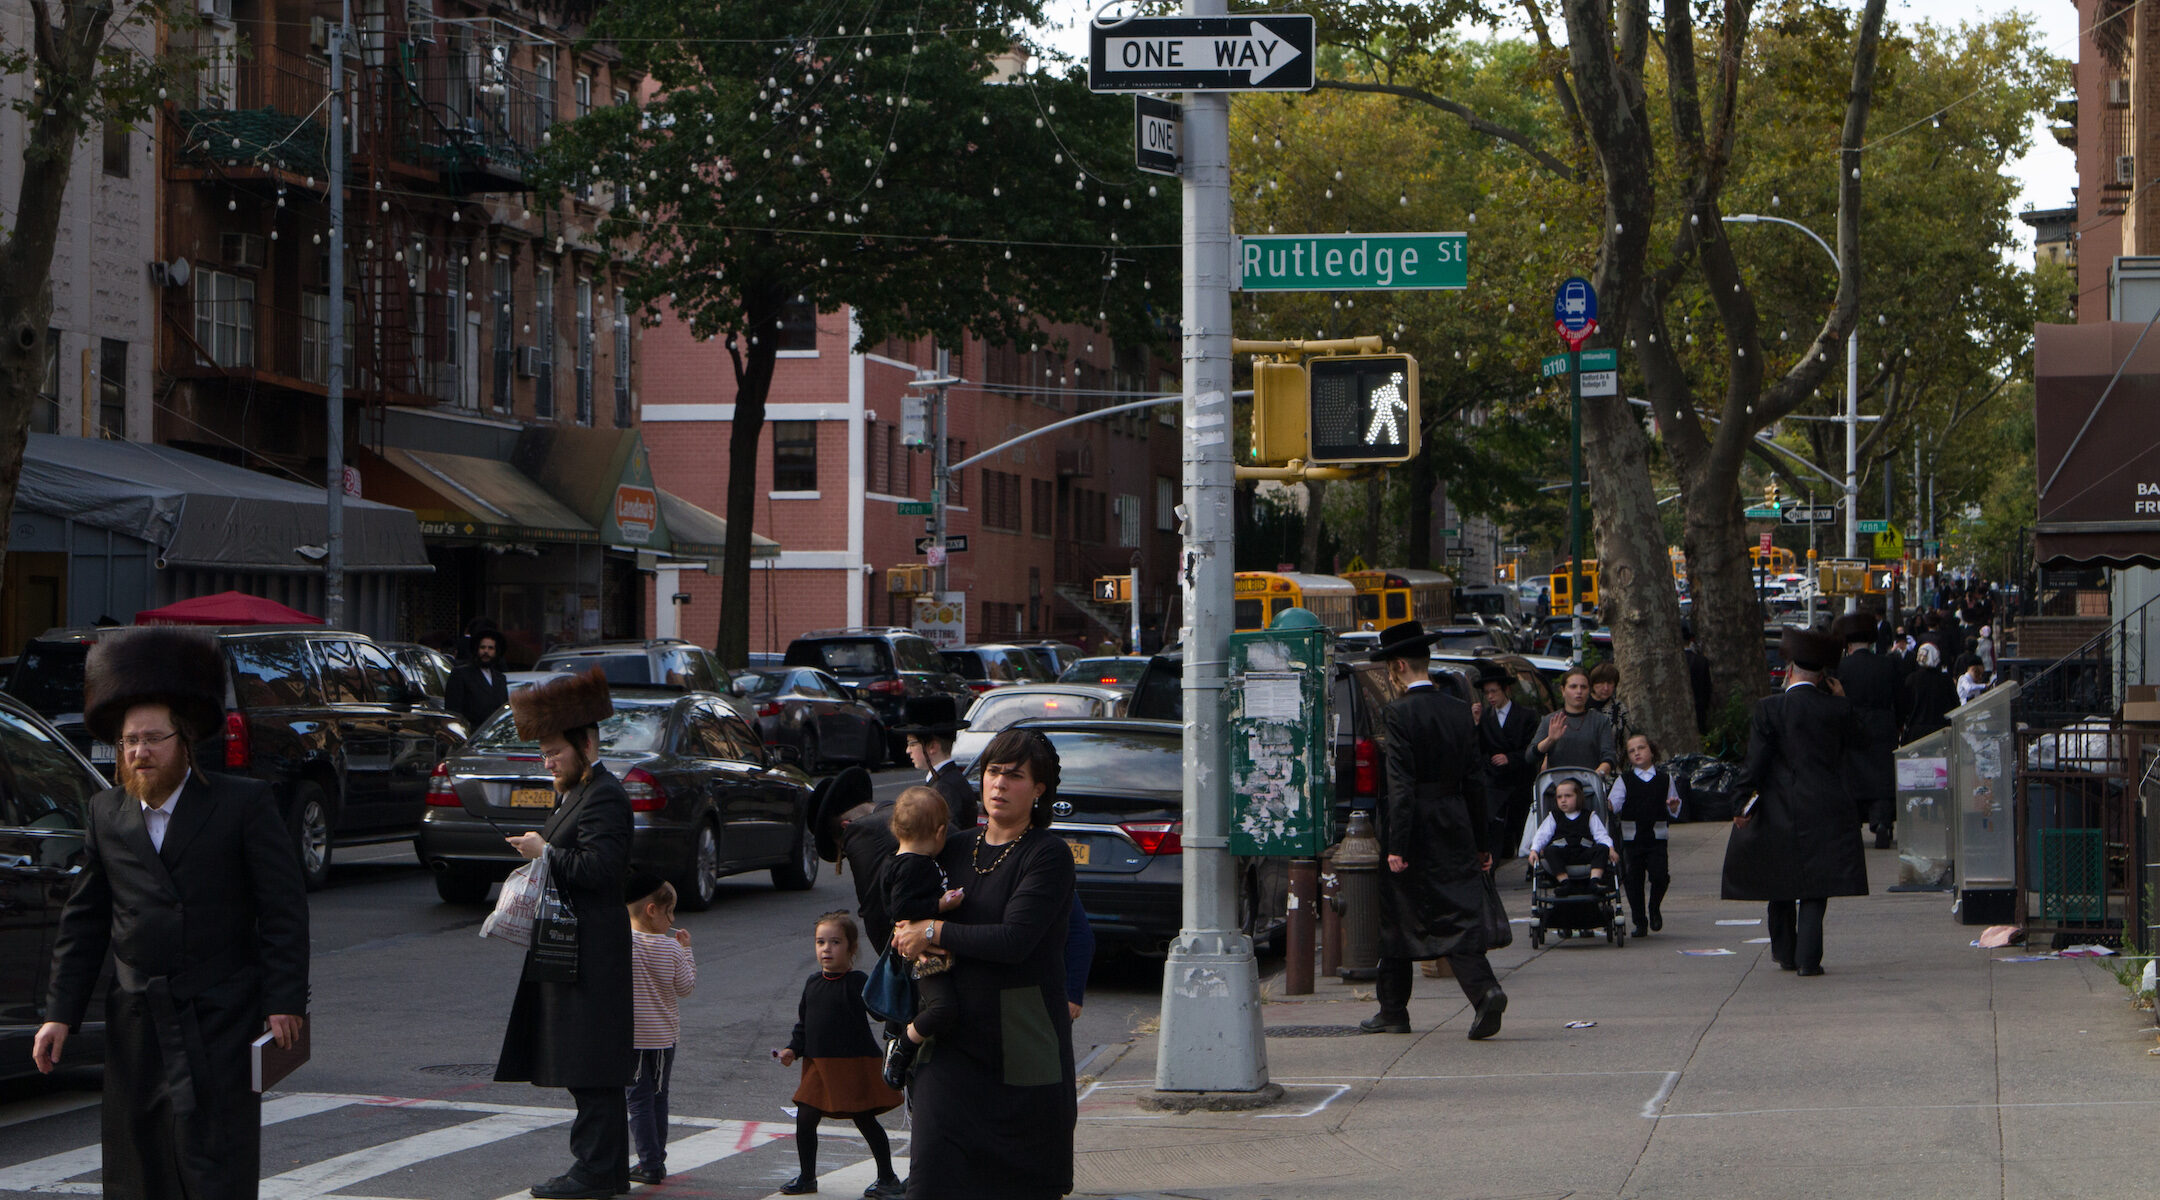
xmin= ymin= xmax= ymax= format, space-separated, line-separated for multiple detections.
xmin=1071 ymin=823 xmax=2160 ymax=1200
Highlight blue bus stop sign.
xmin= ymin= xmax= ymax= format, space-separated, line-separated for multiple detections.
xmin=1553 ymin=276 xmax=1597 ymax=333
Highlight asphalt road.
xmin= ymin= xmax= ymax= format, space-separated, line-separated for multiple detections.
xmin=0 ymin=766 xmax=1176 ymax=1199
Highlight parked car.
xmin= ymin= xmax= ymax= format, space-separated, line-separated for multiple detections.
xmin=744 ymin=652 xmax=787 ymax=670
xmin=782 ymin=627 xmax=974 ymax=757
xmin=942 ymin=644 xmax=1053 ymax=695
xmin=1539 ymin=626 xmax=1616 ymax=660
xmin=533 ymin=638 xmax=727 ymax=694
xmin=8 ymin=625 xmax=471 ymax=890
xmin=417 ymin=687 xmax=818 ymax=910
xmin=382 ymin=642 xmax=455 ymax=709
xmin=1056 ymin=656 xmax=1149 ymax=691
xmin=950 ymin=684 xmax=1128 ymax=769
xmin=0 ymin=692 xmax=111 ymax=1080
xmin=1024 ymin=641 xmax=1088 ymax=680
xmin=1429 ymin=624 xmax=1510 ymax=653
xmin=729 ymin=667 xmax=886 ymax=772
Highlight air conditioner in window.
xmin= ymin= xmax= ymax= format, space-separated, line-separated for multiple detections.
xmin=406 ymin=0 xmax=436 ymax=42
xmin=2107 ymin=78 xmax=2133 ymax=107
xmin=517 ymin=346 xmax=543 ymax=377
xmin=220 ymin=232 xmax=267 ymax=270
xmin=198 ymin=0 xmax=231 ymax=20
xmin=2119 ymin=154 xmax=2139 ymax=186
xmin=309 ymin=17 xmax=333 ymax=53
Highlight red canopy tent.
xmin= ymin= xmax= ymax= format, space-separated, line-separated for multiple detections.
xmin=135 ymin=591 xmax=325 ymax=627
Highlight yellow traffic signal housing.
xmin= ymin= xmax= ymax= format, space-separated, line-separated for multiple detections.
xmin=1306 ymin=354 xmax=1419 ymax=465
xmin=1094 ymin=575 xmax=1131 ymax=603
xmin=887 ymin=564 xmax=932 ymax=595
xmin=1249 ymin=361 xmax=1309 ymax=466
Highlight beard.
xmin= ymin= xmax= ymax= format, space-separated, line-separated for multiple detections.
xmin=120 ymin=753 xmax=190 ymax=805
xmin=549 ymin=745 xmax=590 ymax=791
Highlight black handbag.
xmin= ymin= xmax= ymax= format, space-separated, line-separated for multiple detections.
xmin=1480 ymin=871 xmax=1514 ymax=950
xmin=527 ymin=870 xmax=580 ymax=984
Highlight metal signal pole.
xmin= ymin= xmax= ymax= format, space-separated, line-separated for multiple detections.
xmin=324 ymin=0 xmax=351 ymax=628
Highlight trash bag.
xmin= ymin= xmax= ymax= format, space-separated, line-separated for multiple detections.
xmin=1672 ymin=754 xmax=1744 ymax=822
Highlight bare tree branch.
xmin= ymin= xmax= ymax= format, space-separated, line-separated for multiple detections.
xmin=1313 ymin=79 xmax=1580 ymax=180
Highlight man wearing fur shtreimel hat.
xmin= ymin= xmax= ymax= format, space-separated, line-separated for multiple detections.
xmin=493 ymin=667 xmax=637 ymax=1198
xmin=35 ymin=626 xmax=310 ymax=1200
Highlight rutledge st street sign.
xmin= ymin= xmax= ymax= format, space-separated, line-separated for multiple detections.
xmin=1237 ymin=232 xmax=1467 ymax=291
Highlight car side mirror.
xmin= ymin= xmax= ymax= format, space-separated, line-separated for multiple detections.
xmin=769 ymin=743 xmax=804 ymax=768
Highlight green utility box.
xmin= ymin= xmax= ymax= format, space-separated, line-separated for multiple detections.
xmin=1227 ymin=610 xmax=1333 ymax=857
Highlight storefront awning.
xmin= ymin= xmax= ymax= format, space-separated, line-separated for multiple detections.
xmin=658 ymin=488 xmax=780 ymax=560
xmin=2033 ymin=323 xmax=2160 ymax=569
xmin=371 ymin=447 xmax=600 ymax=544
xmin=16 ymin=433 xmax=429 ymax=573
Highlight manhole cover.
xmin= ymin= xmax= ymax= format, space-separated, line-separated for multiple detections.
xmin=417 ymin=1063 xmax=499 ymax=1077
xmin=1264 ymin=1025 xmax=1367 ymax=1038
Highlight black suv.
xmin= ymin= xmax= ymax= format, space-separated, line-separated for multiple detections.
xmin=532 ymin=638 xmax=727 ymax=693
xmin=782 ymin=628 xmax=973 ymax=757
xmin=8 ymin=625 xmax=471 ymax=890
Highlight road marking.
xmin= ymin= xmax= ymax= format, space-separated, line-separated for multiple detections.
xmin=755 ymin=1155 xmax=910 ymax=1200
xmin=1640 ymin=1071 xmax=1681 ymax=1119
xmin=1254 ymin=1083 xmax=1350 ymax=1118
xmin=0 ymin=1093 xmax=351 ymax=1193
xmin=1655 ymin=1097 xmax=2160 ymax=1119
xmin=262 ymin=1110 xmax=569 ymax=1200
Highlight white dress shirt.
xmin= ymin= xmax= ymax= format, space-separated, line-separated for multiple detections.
xmin=141 ymin=769 xmax=192 ymax=852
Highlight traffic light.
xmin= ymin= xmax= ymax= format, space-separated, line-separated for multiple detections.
xmin=1764 ymin=480 xmax=1781 ymax=507
xmin=1094 ymin=575 xmax=1131 ymax=603
xmin=1249 ymin=361 xmax=1309 ymax=465
xmin=1306 ymin=354 xmax=1419 ymax=465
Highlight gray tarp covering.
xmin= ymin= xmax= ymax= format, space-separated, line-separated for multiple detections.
xmin=17 ymin=433 xmax=429 ymax=573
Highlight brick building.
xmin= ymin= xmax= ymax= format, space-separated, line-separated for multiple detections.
xmin=640 ymin=308 xmax=1184 ymax=657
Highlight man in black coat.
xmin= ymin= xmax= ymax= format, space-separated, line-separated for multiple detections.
xmin=494 ymin=667 xmax=634 ymax=1199
xmin=1475 ymin=666 xmax=1540 ymax=860
xmin=445 ymin=625 xmax=512 ymax=729
xmin=894 ymin=695 xmax=977 ymax=829
xmin=1721 ymin=628 xmax=1869 ymax=976
xmin=1830 ymin=612 xmax=1904 ymax=849
xmin=1361 ymin=621 xmax=1506 ymax=1039
xmin=811 ymin=767 xmax=897 ymax=952
xmin=34 ymin=627 xmax=309 ymax=1200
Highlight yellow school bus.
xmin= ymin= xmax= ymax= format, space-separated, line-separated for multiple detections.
xmin=1749 ymin=545 xmax=1797 ymax=576
xmin=1233 ymin=572 xmax=1360 ymax=633
xmin=1342 ymin=568 xmax=1454 ymax=629
xmin=1549 ymin=559 xmax=1602 ymax=612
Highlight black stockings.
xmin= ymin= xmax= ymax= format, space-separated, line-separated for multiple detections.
xmin=794 ymin=1103 xmax=895 ymax=1182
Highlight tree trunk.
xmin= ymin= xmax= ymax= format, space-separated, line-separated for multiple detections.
xmin=1297 ymin=478 xmax=1328 ymax=572
xmin=713 ymin=278 xmax=784 ymax=668
xmin=1684 ymin=497 xmax=1766 ymax=728
xmin=1404 ymin=452 xmax=1434 ymax=570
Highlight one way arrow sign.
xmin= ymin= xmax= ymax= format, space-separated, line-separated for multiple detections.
xmin=1088 ymin=15 xmax=1316 ymax=94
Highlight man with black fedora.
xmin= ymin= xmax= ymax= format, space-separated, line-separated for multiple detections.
xmin=1475 ymin=663 xmax=1541 ymax=861
xmin=34 ymin=626 xmax=310 ymax=1200
xmin=894 ymin=695 xmax=977 ymax=830
xmin=1829 ymin=611 xmax=1903 ymax=849
xmin=1721 ymin=627 xmax=1868 ymax=976
xmin=1361 ymin=620 xmax=1507 ymax=1039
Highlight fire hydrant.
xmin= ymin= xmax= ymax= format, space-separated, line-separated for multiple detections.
xmin=1329 ymin=809 xmax=1383 ymax=980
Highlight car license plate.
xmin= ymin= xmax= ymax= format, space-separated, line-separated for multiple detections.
xmin=90 ymin=742 xmax=116 ymax=764
xmin=1065 ymin=838 xmax=1090 ymax=866
xmin=508 ymin=788 xmax=557 ymax=809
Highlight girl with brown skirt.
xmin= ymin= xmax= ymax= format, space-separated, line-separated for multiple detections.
xmin=777 ymin=912 xmax=905 ymax=1197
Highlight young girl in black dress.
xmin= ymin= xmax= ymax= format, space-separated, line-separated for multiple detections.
xmin=777 ymin=912 xmax=904 ymax=1198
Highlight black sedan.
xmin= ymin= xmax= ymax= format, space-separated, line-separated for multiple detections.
xmin=0 ymin=692 xmax=109 ymax=1080
xmin=417 ymin=687 xmax=819 ymax=911
xmin=730 ymin=667 xmax=886 ymax=772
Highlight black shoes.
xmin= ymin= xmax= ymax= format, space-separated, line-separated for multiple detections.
xmin=628 ymin=1164 xmax=665 ymax=1185
xmin=531 ymin=1176 xmax=617 ymax=1199
xmin=1796 ymin=965 xmax=1825 ymax=977
xmin=881 ymin=1034 xmax=918 ymax=1090
xmin=1467 ymin=990 xmax=1508 ymax=1040
xmin=864 ymin=1177 xmax=906 ymax=1199
xmin=1357 ymin=1012 xmax=1411 ymax=1034
xmin=779 ymin=1177 xmax=819 ymax=1196
xmin=1649 ymin=910 xmax=1663 ymax=932
xmin=1631 ymin=924 xmax=1650 ymax=939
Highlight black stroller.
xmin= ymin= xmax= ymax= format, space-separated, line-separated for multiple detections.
xmin=1523 ymin=766 xmax=1628 ymax=948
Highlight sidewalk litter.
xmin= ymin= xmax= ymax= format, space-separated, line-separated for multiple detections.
xmin=1678 ymin=949 xmax=1736 ymax=957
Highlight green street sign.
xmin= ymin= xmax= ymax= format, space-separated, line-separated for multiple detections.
xmin=1744 ymin=506 xmax=1783 ymax=519
xmin=1856 ymin=519 xmax=1889 ymax=534
xmin=898 ymin=501 xmax=933 ymax=515
xmin=1237 ymin=232 xmax=1467 ymax=291
xmin=1578 ymin=349 xmax=1617 ymax=370
xmin=1439 ymin=526 xmax=1461 ymax=538
xmin=1541 ymin=354 xmax=1571 ymax=378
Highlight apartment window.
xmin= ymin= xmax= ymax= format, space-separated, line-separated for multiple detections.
xmin=871 ymin=422 xmax=893 ymax=494
xmin=193 ymin=270 xmax=256 ymax=367
xmin=613 ymin=289 xmax=632 ymax=427
xmin=575 ymin=72 xmax=591 ymax=116
xmin=445 ymin=251 xmax=467 ymax=406
xmin=777 ymin=297 xmax=818 ymax=352
xmin=408 ymin=237 xmax=429 ymax=387
xmin=983 ymin=470 xmax=1021 ymax=532
xmin=103 ymin=122 xmax=129 ymax=177
xmin=575 ymin=278 xmax=595 ymax=426
xmin=534 ymin=265 xmax=555 ymax=418
xmin=1074 ymin=488 xmax=1106 ymax=543
xmin=535 ymin=52 xmax=556 ymax=131
xmin=98 ymin=339 xmax=127 ymax=438
xmin=1156 ymin=476 xmax=1177 ymax=531
xmin=613 ymin=89 xmax=632 ymax=207
xmin=1117 ymin=492 xmax=1141 ymax=547
xmin=301 ymin=291 xmax=329 ymax=383
xmin=33 ymin=328 xmax=60 ymax=434
xmin=1031 ymin=478 xmax=1053 ymax=536
xmin=773 ymin=421 xmax=818 ymax=492
xmin=492 ymin=256 xmax=514 ymax=411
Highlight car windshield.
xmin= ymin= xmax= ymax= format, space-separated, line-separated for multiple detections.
xmin=807 ymin=640 xmax=893 ymax=678
xmin=7 ymin=641 xmax=89 ymax=715
xmin=943 ymin=652 xmax=989 ymax=680
xmin=545 ymin=653 xmax=655 ymax=685
xmin=733 ymin=671 xmax=783 ymax=697
xmin=995 ymin=727 xmax=1180 ymax=795
xmin=969 ymin=692 xmax=1108 ymax=732
xmin=470 ymin=699 xmax=674 ymax=756
xmin=1435 ymin=632 xmax=1491 ymax=651
xmin=1061 ymin=658 xmax=1143 ymax=685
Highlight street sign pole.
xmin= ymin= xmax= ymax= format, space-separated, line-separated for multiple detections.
xmin=931 ymin=351 xmax=952 ymax=598
xmin=1568 ymin=347 xmax=1585 ymax=666
xmin=1153 ymin=0 xmax=1270 ymax=1097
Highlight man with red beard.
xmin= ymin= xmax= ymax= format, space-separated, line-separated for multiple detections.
xmin=33 ymin=627 xmax=309 ymax=1199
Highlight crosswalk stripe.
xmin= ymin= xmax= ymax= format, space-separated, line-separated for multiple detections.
xmin=485 ymin=1119 xmax=795 ymax=1200
xmin=756 ymin=1155 xmax=911 ymax=1200
xmin=261 ymin=1110 xmax=569 ymax=1200
xmin=0 ymin=1093 xmax=351 ymax=1193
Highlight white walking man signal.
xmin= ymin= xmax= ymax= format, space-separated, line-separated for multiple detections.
xmin=1365 ymin=371 xmax=1408 ymax=445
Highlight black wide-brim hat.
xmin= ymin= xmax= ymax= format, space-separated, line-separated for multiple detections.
xmin=1474 ymin=662 xmax=1516 ymax=691
xmin=1828 ymin=611 xmax=1878 ymax=646
xmin=84 ymin=627 xmax=226 ymax=744
xmin=893 ymin=694 xmax=969 ymax=736
xmin=1368 ymin=619 xmax=1443 ymax=662
xmin=1781 ymin=627 xmax=1844 ymax=673
xmin=810 ymin=766 xmax=875 ymax=863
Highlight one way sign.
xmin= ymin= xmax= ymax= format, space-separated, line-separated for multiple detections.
xmin=1088 ymin=15 xmax=1316 ymax=93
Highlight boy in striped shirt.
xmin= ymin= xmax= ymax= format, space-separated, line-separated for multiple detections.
xmin=625 ymin=874 xmax=696 ymax=1184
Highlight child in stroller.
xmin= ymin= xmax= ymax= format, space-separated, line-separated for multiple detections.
xmin=1525 ymin=771 xmax=1628 ymax=947
xmin=1528 ymin=777 xmax=1618 ymax=889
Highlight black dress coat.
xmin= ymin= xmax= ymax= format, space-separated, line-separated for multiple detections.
xmin=1478 ymin=699 xmax=1541 ymax=851
xmin=927 ymin=759 xmax=979 ymax=831
xmin=45 ymin=772 xmax=310 ymax=1200
xmin=1376 ymin=683 xmax=1489 ymax=960
xmin=1834 ymin=647 xmax=1903 ymax=810
xmin=907 ymin=828 xmax=1075 ymax=1200
xmin=1902 ymin=667 xmax=1957 ymax=743
xmin=495 ymin=764 xmax=634 ymax=1090
xmin=444 ymin=663 xmax=510 ymax=729
xmin=837 ymin=801 xmax=900 ymax=954
xmin=1720 ymin=684 xmax=1870 ymax=902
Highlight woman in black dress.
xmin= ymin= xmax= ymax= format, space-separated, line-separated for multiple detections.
xmin=890 ymin=728 xmax=1075 ymax=1200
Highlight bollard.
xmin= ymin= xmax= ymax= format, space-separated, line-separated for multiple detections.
xmin=1285 ymin=857 xmax=1318 ymax=994
xmin=1332 ymin=809 xmax=1383 ymax=981
xmin=1319 ymin=852 xmax=1342 ymax=981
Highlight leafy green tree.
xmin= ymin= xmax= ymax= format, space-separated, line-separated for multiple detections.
xmin=543 ymin=1 xmax=1174 ymax=665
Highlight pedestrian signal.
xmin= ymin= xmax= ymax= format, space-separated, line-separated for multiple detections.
xmin=1305 ymin=354 xmax=1419 ymax=465
xmin=1094 ymin=576 xmax=1131 ymax=603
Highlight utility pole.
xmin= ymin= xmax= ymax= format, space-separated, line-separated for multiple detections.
xmin=1154 ymin=0 xmax=1268 ymax=1096
xmin=930 ymin=348 xmax=952 ymax=598
xmin=324 ymin=0 xmax=351 ymax=628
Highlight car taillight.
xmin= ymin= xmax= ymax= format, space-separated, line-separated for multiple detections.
xmin=623 ymin=767 xmax=668 ymax=813
xmin=1098 ymin=677 xmax=1120 ymax=684
xmin=966 ymin=680 xmax=998 ymax=694
xmin=866 ymin=679 xmax=907 ymax=696
xmin=224 ymin=712 xmax=250 ymax=769
xmin=426 ymin=762 xmax=461 ymax=807
xmin=1354 ymin=737 xmax=1379 ymax=797
xmin=1122 ymin=821 xmax=1182 ymax=856
xmin=757 ymin=702 xmax=783 ymax=718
